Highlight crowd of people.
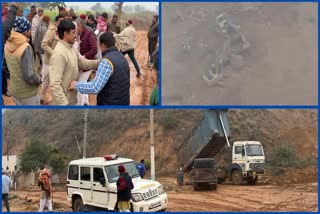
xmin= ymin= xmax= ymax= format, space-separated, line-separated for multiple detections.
xmin=2 ymin=3 xmax=159 ymax=106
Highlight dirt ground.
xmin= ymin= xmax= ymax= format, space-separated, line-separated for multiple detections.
xmin=4 ymin=168 xmax=318 ymax=212
xmin=3 ymin=31 xmax=157 ymax=106
xmin=162 ymin=3 xmax=318 ymax=105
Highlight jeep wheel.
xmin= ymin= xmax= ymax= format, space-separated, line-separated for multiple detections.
xmin=248 ymin=177 xmax=258 ymax=185
xmin=72 ymin=197 xmax=83 ymax=212
xmin=231 ymin=170 xmax=243 ymax=185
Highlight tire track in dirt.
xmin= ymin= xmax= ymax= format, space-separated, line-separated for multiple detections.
xmin=129 ymin=31 xmax=157 ymax=105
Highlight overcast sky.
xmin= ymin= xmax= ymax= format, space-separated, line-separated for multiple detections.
xmin=65 ymin=2 xmax=158 ymax=12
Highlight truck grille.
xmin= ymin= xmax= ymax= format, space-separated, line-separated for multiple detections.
xmin=249 ymin=163 xmax=265 ymax=171
xmin=142 ymin=189 xmax=158 ymax=200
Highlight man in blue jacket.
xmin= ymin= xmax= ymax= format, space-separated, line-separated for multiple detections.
xmin=2 ymin=170 xmax=12 ymax=212
xmin=136 ymin=159 xmax=146 ymax=178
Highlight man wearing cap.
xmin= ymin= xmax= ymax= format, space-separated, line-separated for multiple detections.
xmin=147 ymin=15 xmax=159 ymax=65
xmin=68 ymin=32 xmax=130 ymax=105
xmin=117 ymin=165 xmax=134 ymax=212
xmin=108 ymin=15 xmax=121 ymax=34
xmin=49 ymin=19 xmax=99 ymax=105
xmin=113 ymin=19 xmax=141 ymax=77
xmin=4 ymin=16 xmax=42 ymax=105
xmin=2 ymin=170 xmax=12 ymax=212
xmin=31 ymin=7 xmax=44 ymax=45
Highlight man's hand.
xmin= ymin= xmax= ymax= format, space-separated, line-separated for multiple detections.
xmin=68 ymin=80 xmax=76 ymax=91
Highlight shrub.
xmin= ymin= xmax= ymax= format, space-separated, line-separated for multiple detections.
xmin=162 ymin=116 xmax=177 ymax=130
xmin=269 ymin=144 xmax=298 ymax=167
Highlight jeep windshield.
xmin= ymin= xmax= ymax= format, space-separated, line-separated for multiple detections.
xmin=246 ymin=144 xmax=264 ymax=156
xmin=105 ymin=161 xmax=140 ymax=183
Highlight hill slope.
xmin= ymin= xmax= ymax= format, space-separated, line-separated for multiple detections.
xmin=2 ymin=109 xmax=317 ymax=175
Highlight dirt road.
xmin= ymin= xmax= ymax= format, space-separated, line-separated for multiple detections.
xmin=160 ymin=178 xmax=318 ymax=211
xmin=3 ymin=31 xmax=157 ymax=106
xmin=162 ymin=3 xmax=317 ymax=105
xmin=4 ymin=177 xmax=317 ymax=212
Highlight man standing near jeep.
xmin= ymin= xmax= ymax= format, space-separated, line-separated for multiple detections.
xmin=116 ymin=165 xmax=134 ymax=212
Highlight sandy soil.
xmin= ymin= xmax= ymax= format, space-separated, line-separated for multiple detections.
xmin=164 ymin=181 xmax=318 ymax=211
xmin=4 ymin=172 xmax=317 ymax=212
xmin=3 ymin=31 xmax=157 ymax=106
xmin=162 ymin=3 xmax=317 ymax=105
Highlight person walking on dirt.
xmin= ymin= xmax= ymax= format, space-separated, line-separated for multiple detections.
xmin=38 ymin=167 xmax=53 ymax=212
xmin=147 ymin=15 xmax=158 ymax=65
xmin=68 ymin=32 xmax=130 ymax=106
xmin=108 ymin=15 xmax=121 ymax=34
xmin=117 ymin=165 xmax=134 ymax=212
xmin=2 ymin=170 xmax=12 ymax=212
xmin=48 ymin=19 xmax=99 ymax=105
xmin=113 ymin=19 xmax=141 ymax=77
xmin=177 ymin=167 xmax=184 ymax=186
xmin=136 ymin=159 xmax=146 ymax=178
xmin=12 ymin=165 xmax=22 ymax=190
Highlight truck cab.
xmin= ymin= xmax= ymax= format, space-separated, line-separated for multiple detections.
xmin=67 ymin=155 xmax=168 ymax=212
xmin=229 ymin=141 xmax=265 ymax=185
xmin=190 ymin=158 xmax=218 ymax=191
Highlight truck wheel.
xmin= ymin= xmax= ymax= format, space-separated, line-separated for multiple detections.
xmin=248 ymin=177 xmax=258 ymax=185
xmin=231 ymin=170 xmax=243 ymax=185
xmin=193 ymin=184 xmax=199 ymax=191
xmin=210 ymin=184 xmax=217 ymax=190
xmin=72 ymin=197 xmax=84 ymax=212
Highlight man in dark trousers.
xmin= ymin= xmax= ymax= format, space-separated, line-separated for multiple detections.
xmin=117 ymin=165 xmax=134 ymax=212
xmin=69 ymin=32 xmax=130 ymax=105
xmin=2 ymin=170 xmax=12 ymax=212
xmin=147 ymin=15 xmax=158 ymax=64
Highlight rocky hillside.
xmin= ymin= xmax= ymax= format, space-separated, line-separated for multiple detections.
xmin=2 ymin=109 xmax=317 ymax=175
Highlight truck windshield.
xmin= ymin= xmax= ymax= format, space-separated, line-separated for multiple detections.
xmin=194 ymin=161 xmax=213 ymax=168
xmin=246 ymin=144 xmax=263 ymax=156
xmin=105 ymin=162 xmax=140 ymax=183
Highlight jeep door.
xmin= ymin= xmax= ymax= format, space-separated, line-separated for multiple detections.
xmin=92 ymin=167 xmax=108 ymax=207
xmin=80 ymin=166 xmax=93 ymax=203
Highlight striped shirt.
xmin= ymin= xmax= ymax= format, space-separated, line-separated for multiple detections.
xmin=75 ymin=59 xmax=113 ymax=94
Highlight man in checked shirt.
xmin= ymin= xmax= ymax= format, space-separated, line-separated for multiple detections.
xmin=69 ymin=32 xmax=130 ymax=105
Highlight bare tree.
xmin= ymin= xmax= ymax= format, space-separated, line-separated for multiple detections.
xmin=115 ymin=2 xmax=124 ymax=23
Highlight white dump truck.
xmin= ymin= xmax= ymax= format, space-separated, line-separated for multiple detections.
xmin=177 ymin=110 xmax=265 ymax=186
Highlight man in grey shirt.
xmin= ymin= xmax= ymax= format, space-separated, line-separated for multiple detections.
xmin=2 ymin=170 xmax=12 ymax=212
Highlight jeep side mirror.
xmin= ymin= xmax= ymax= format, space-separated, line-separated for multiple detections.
xmin=100 ymin=178 xmax=106 ymax=187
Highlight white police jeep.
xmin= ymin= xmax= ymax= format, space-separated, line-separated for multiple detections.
xmin=67 ymin=155 xmax=168 ymax=212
